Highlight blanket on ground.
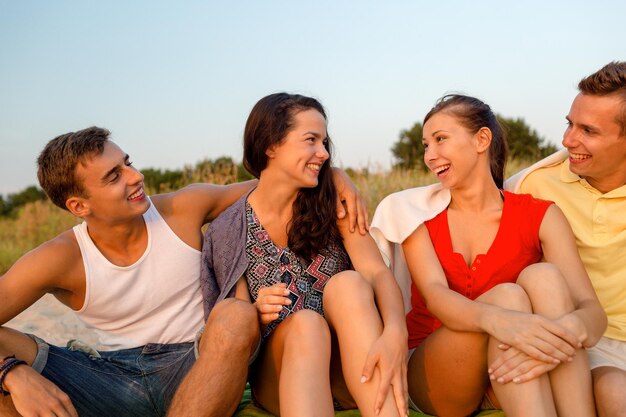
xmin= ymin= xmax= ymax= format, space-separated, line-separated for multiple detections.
xmin=234 ymin=386 xmax=505 ymax=416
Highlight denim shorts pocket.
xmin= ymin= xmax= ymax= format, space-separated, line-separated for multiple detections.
xmin=139 ymin=342 xmax=195 ymax=374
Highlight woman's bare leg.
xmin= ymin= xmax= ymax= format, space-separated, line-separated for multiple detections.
xmin=408 ymin=327 xmax=490 ymax=416
xmin=517 ymin=263 xmax=596 ymax=417
xmin=251 ymin=309 xmax=333 ymax=417
xmin=480 ymin=283 xmax=558 ymax=417
xmin=323 ymin=271 xmax=401 ymax=417
xmin=407 ymin=283 xmax=558 ymax=417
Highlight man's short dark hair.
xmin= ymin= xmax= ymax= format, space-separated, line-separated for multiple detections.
xmin=578 ymin=61 xmax=626 ymax=136
xmin=37 ymin=127 xmax=110 ymax=210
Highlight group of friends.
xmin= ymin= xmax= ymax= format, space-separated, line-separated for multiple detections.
xmin=0 ymin=61 xmax=624 ymax=417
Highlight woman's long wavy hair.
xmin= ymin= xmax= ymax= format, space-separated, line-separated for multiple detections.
xmin=243 ymin=92 xmax=342 ymax=261
xmin=424 ymin=94 xmax=508 ymax=188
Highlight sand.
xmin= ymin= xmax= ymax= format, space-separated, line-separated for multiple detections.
xmin=6 ymin=294 xmax=100 ymax=348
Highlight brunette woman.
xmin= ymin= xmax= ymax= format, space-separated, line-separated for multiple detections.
xmin=372 ymin=94 xmax=606 ymax=417
xmin=201 ymin=93 xmax=408 ymax=417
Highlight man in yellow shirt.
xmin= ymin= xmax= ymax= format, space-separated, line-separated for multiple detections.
xmin=507 ymin=61 xmax=626 ymax=417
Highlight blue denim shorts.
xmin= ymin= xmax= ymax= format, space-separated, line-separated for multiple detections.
xmin=28 ymin=334 xmax=198 ymax=417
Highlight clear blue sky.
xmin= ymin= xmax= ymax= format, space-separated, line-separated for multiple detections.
xmin=1 ymin=0 xmax=625 ymax=195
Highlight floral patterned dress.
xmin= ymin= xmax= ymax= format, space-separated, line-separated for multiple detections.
xmin=244 ymin=200 xmax=351 ymax=339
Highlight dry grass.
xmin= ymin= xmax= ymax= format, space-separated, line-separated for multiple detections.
xmin=0 ymin=201 xmax=80 ymax=273
xmin=0 ymin=158 xmax=536 ymax=275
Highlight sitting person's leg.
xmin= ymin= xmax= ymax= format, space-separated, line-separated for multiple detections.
xmin=593 ymin=367 xmax=626 ymax=417
xmin=407 ymin=283 xmax=558 ymax=417
xmin=1 ymin=326 xmax=186 ymax=417
xmin=407 ymin=325 xmax=490 ymax=416
xmin=252 ymin=308 xmax=334 ymax=417
xmin=480 ymin=283 xmax=558 ymax=417
xmin=323 ymin=271 xmax=403 ymax=417
xmin=515 ymin=263 xmax=595 ymax=417
xmin=167 ymin=298 xmax=260 ymax=417
xmin=588 ymin=336 xmax=626 ymax=417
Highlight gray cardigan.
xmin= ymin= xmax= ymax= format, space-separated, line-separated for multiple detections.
xmin=199 ymin=191 xmax=252 ymax=319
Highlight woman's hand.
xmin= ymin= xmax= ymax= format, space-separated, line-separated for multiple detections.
xmin=554 ymin=313 xmax=588 ymax=346
xmin=360 ymin=327 xmax=408 ymax=417
xmin=488 ymin=309 xmax=581 ymax=364
xmin=488 ymin=345 xmax=560 ymax=384
xmin=254 ymin=283 xmax=291 ymax=325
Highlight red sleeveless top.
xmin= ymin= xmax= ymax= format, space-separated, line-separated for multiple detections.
xmin=406 ymin=191 xmax=552 ymax=349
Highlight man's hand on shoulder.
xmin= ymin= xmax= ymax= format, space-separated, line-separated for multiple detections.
xmin=331 ymin=167 xmax=369 ymax=235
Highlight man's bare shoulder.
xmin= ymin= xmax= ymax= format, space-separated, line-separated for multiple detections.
xmin=35 ymin=228 xmax=80 ymax=255
xmin=1 ymin=228 xmax=85 ymax=322
xmin=5 ymin=228 xmax=83 ymax=287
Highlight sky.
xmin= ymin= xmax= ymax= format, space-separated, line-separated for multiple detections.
xmin=1 ymin=0 xmax=625 ymax=195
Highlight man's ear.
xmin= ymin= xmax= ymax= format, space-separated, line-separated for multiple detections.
xmin=475 ymin=127 xmax=492 ymax=153
xmin=65 ymin=196 xmax=90 ymax=218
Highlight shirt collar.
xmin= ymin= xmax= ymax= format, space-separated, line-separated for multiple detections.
xmin=559 ymin=160 xmax=581 ymax=183
xmin=560 ymin=159 xmax=626 ymax=197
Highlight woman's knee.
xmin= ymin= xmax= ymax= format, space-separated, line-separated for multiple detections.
xmin=517 ymin=263 xmax=574 ymax=311
xmin=477 ymin=283 xmax=532 ymax=312
xmin=280 ymin=310 xmax=330 ymax=354
xmin=517 ymin=263 xmax=566 ymax=290
xmin=323 ymin=271 xmax=373 ymax=310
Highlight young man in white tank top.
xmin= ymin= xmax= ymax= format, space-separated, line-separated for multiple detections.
xmin=0 ymin=127 xmax=366 ymax=417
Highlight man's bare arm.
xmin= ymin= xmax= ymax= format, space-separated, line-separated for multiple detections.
xmin=0 ymin=232 xmax=82 ymax=328
xmin=153 ymin=169 xmax=368 ymax=248
xmin=0 ymin=232 xmax=82 ymax=416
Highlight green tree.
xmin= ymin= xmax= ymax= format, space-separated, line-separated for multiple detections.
xmin=0 ymin=186 xmax=48 ymax=217
xmin=391 ymin=116 xmax=558 ymax=170
xmin=9 ymin=186 xmax=46 ymax=207
xmin=141 ymin=168 xmax=184 ymax=193
xmin=499 ymin=116 xmax=558 ymax=160
xmin=141 ymin=157 xmax=254 ymax=192
xmin=0 ymin=195 xmax=7 ymax=216
xmin=391 ymin=122 xmax=425 ymax=170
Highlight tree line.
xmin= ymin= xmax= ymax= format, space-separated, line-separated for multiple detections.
xmin=2 ymin=116 xmax=556 ymax=217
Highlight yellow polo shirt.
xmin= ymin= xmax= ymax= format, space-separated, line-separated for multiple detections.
xmin=519 ymin=160 xmax=626 ymax=341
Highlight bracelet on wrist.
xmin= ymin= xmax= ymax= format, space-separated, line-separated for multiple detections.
xmin=0 ymin=356 xmax=28 ymax=396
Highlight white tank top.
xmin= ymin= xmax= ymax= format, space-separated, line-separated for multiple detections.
xmin=73 ymin=199 xmax=204 ymax=351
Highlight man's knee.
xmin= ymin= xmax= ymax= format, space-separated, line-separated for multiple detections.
xmin=593 ymin=366 xmax=626 ymax=416
xmin=201 ymin=298 xmax=259 ymax=352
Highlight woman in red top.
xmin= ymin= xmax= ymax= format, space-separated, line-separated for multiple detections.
xmin=402 ymin=95 xmax=606 ymax=416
